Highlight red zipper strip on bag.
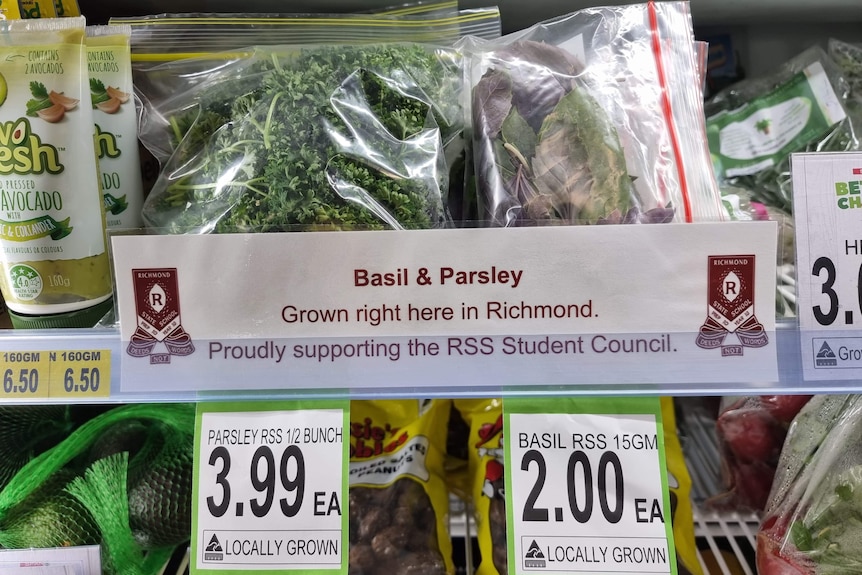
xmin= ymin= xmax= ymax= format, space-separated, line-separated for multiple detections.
xmin=648 ymin=1 xmax=693 ymax=223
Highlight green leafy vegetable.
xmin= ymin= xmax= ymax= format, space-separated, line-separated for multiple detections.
xmin=25 ymin=81 xmax=52 ymax=117
xmin=89 ymin=78 xmax=112 ymax=107
xmin=89 ymin=78 xmax=105 ymax=94
xmin=472 ymin=41 xmax=647 ymax=226
xmin=29 ymin=81 xmax=48 ymax=100
xmin=145 ymin=44 xmax=461 ymax=233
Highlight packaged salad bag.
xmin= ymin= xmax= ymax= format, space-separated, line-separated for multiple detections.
xmin=757 ymin=395 xmax=862 ymax=575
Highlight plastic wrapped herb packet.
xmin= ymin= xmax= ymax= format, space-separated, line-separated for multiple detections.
xmin=122 ymin=9 xmax=499 ymax=166
xmin=829 ymin=39 xmax=862 ymax=104
xmin=706 ymin=46 xmax=859 ymax=216
xmin=757 ymin=395 xmax=862 ymax=575
xmin=138 ymin=43 xmax=463 ymax=233
xmin=467 ymin=1 xmax=725 ymax=227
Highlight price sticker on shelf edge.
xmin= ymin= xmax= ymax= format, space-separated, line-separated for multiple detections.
xmin=48 ymin=349 xmax=110 ymax=398
xmin=793 ymin=152 xmax=862 ymax=380
xmin=0 ymin=350 xmax=49 ymax=399
xmin=0 ymin=349 xmax=110 ymax=399
xmin=192 ymin=401 xmax=349 ymax=575
xmin=505 ymin=397 xmax=676 ymax=575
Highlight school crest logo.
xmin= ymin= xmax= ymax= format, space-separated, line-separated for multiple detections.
xmin=127 ymin=268 xmax=194 ymax=364
xmin=696 ymin=255 xmax=767 ymax=356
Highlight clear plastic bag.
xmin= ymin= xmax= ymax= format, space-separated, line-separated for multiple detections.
xmin=706 ymin=46 xmax=859 ymax=216
xmin=466 ymin=1 xmax=724 ymax=226
xmin=757 ymin=395 xmax=862 ymax=575
xmin=829 ymin=39 xmax=862 ymax=102
xmin=140 ymin=43 xmax=462 ymax=233
xmin=122 ymin=8 xmax=499 ymax=167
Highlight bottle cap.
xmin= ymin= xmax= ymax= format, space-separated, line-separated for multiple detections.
xmin=7 ymin=297 xmax=114 ymax=329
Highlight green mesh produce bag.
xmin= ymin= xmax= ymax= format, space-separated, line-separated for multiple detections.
xmin=0 ymin=404 xmax=195 ymax=575
xmin=0 ymin=406 xmax=74 ymax=492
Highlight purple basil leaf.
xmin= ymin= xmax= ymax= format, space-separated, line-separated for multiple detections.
xmin=497 ymin=40 xmax=583 ymax=132
xmin=473 ymin=68 xmax=513 ymax=140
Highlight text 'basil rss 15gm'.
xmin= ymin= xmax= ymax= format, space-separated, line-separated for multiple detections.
xmin=139 ymin=42 xmax=464 ymax=234
xmin=465 ymin=1 xmax=726 ymax=227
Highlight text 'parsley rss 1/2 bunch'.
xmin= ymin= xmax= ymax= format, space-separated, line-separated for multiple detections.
xmin=142 ymin=44 xmax=463 ymax=234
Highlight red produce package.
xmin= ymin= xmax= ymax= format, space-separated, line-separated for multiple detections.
xmin=708 ymin=394 xmax=811 ymax=511
xmin=757 ymin=395 xmax=862 ymax=575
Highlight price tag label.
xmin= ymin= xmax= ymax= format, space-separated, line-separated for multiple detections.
xmin=505 ymin=397 xmax=675 ymax=575
xmin=0 ymin=350 xmax=110 ymax=400
xmin=793 ymin=152 xmax=862 ymax=379
xmin=48 ymin=350 xmax=110 ymax=399
xmin=0 ymin=351 xmax=49 ymax=399
xmin=192 ymin=401 xmax=348 ymax=575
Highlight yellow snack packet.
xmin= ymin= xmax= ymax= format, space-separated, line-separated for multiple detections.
xmin=661 ymin=397 xmax=703 ymax=575
xmin=0 ymin=0 xmax=22 ymax=19
xmin=53 ymin=0 xmax=79 ymax=17
xmin=349 ymin=399 xmax=453 ymax=575
xmin=454 ymin=398 xmax=506 ymax=575
xmin=19 ymin=0 xmax=55 ymax=18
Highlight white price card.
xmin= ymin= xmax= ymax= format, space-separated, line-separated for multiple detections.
xmin=192 ymin=401 xmax=349 ymax=575
xmin=505 ymin=397 xmax=676 ymax=575
xmin=0 ymin=546 xmax=101 ymax=575
xmin=793 ymin=152 xmax=862 ymax=380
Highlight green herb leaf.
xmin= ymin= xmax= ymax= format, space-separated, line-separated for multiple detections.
xmin=29 ymin=81 xmax=48 ymax=100
xmin=531 ymin=86 xmax=632 ymax=224
xmin=790 ymin=521 xmax=813 ymax=552
xmin=25 ymin=98 xmax=53 ymax=117
xmin=148 ymin=44 xmax=458 ymax=233
xmin=89 ymin=78 xmax=106 ymax=95
xmin=91 ymin=91 xmax=111 ymax=108
xmin=501 ymin=107 xmax=537 ymax=164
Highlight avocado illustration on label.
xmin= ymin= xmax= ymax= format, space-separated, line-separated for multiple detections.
xmin=0 ymin=73 xmax=7 ymax=107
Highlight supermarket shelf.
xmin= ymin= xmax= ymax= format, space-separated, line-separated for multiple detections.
xmin=1 ymin=317 xmax=859 ymax=402
xmin=694 ymin=508 xmax=760 ymax=575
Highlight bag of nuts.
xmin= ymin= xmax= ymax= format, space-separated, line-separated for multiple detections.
xmin=454 ymin=398 xmax=506 ymax=575
xmin=348 ymin=399 xmax=453 ymax=575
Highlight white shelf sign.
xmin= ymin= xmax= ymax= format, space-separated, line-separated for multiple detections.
xmin=505 ymin=397 xmax=676 ymax=575
xmin=192 ymin=401 xmax=348 ymax=575
xmin=112 ymin=224 xmax=778 ymax=392
xmin=793 ymin=152 xmax=862 ymax=380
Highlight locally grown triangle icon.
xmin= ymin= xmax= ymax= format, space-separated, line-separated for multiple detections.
xmin=525 ymin=540 xmax=546 ymax=569
xmin=815 ymin=341 xmax=838 ymax=367
xmin=204 ymin=534 xmax=224 ymax=561
xmin=206 ymin=535 xmax=223 ymax=553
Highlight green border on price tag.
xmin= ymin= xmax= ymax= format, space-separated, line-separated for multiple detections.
xmin=192 ymin=400 xmax=349 ymax=575
xmin=503 ymin=396 xmax=678 ymax=575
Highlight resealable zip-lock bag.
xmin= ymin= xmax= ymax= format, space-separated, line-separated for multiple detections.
xmin=706 ymin=46 xmax=859 ymax=215
xmin=466 ymin=1 xmax=725 ymax=226
xmin=139 ymin=41 xmax=462 ymax=233
xmin=122 ymin=8 xmax=499 ymax=167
